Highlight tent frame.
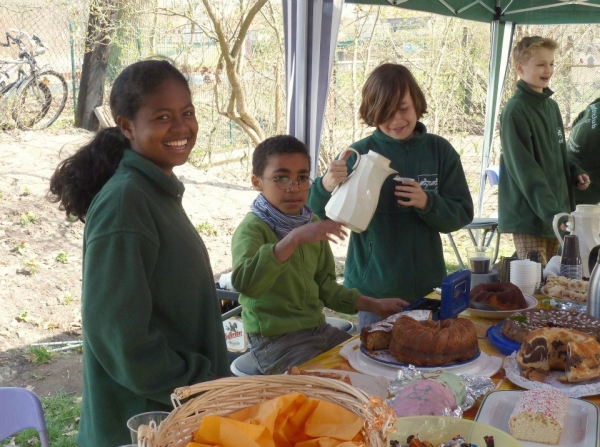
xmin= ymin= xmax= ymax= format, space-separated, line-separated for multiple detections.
xmin=283 ymin=0 xmax=600 ymax=214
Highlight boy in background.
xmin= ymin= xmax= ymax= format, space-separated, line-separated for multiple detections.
xmin=231 ymin=135 xmax=407 ymax=375
xmin=567 ymin=98 xmax=600 ymax=205
xmin=499 ymin=36 xmax=589 ymax=264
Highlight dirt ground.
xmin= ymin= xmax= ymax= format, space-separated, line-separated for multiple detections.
xmin=0 ymin=128 xmax=324 ymax=397
xmin=0 ymin=128 xmax=483 ymax=399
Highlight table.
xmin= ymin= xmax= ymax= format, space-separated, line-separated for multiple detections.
xmin=300 ymin=299 xmax=600 ymax=420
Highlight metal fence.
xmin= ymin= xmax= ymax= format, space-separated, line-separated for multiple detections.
xmin=1 ymin=1 xmax=600 ymax=225
xmin=0 ymin=1 xmax=83 ymax=127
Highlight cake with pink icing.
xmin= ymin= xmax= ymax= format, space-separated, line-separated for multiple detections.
xmin=509 ymin=388 xmax=569 ymax=445
xmin=390 ymin=379 xmax=456 ymax=417
xmin=389 ymin=370 xmax=466 ymax=417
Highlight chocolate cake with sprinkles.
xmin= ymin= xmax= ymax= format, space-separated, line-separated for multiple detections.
xmin=501 ymin=308 xmax=600 ymax=343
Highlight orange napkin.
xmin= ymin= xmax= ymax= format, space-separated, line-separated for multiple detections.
xmin=187 ymin=392 xmax=364 ymax=447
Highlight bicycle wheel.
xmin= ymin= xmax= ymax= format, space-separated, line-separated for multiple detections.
xmin=13 ymin=70 xmax=68 ymax=130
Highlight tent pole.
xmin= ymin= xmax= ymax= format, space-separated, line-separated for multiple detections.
xmin=283 ymin=0 xmax=344 ymax=177
xmin=477 ymin=20 xmax=514 ymax=217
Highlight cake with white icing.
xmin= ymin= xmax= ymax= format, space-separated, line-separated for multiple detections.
xmin=508 ymin=388 xmax=569 ymax=445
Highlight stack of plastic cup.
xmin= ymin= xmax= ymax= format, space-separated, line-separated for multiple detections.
xmin=510 ymin=259 xmax=539 ymax=295
xmin=559 ymin=234 xmax=583 ymax=279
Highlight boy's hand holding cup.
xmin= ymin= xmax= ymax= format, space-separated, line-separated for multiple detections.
xmin=394 ymin=176 xmax=428 ymax=209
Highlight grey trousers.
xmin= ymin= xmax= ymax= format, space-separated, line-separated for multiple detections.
xmin=247 ymin=322 xmax=351 ymax=375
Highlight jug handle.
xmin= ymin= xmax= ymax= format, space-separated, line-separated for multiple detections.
xmin=589 ymin=245 xmax=600 ymax=275
xmin=552 ymin=212 xmax=570 ymax=249
xmin=331 ymin=148 xmax=361 ymax=196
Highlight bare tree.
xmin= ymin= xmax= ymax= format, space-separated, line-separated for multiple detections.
xmin=76 ymin=0 xmax=120 ymax=130
xmin=199 ymin=0 xmax=268 ymax=146
xmin=154 ymin=0 xmax=269 ymax=146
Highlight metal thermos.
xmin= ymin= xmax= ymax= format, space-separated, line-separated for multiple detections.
xmin=588 ymin=254 xmax=600 ymax=318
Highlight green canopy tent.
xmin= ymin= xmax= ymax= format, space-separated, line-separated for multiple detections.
xmin=283 ymin=0 xmax=600 ymax=214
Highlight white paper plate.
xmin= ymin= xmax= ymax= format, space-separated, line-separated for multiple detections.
xmin=467 ymin=293 xmax=538 ymax=319
xmin=504 ymin=352 xmax=600 ymax=398
xmin=339 ymin=338 xmax=502 ymax=380
xmin=359 ymin=344 xmax=481 ymax=370
xmin=475 ymin=390 xmax=599 ymax=447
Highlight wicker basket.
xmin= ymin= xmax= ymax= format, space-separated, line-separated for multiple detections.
xmin=138 ymin=375 xmax=395 ymax=447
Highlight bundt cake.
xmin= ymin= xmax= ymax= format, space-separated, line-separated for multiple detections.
xmin=389 ymin=316 xmax=479 ymax=366
xmin=360 ymin=310 xmax=431 ymax=351
xmin=470 ymin=281 xmax=527 ymax=311
xmin=516 ymin=327 xmax=600 ymax=382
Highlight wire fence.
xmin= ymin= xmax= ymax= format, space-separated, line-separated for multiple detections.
xmin=0 ymin=1 xmax=82 ymax=127
xmin=1 ymin=1 xmax=600 ymax=261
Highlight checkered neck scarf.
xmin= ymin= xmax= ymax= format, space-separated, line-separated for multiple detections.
xmin=251 ymin=193 xmax=313 ymax=239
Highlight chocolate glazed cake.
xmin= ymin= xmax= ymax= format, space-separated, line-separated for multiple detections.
xmin=502 ymin=309 xmax=600 ymax=343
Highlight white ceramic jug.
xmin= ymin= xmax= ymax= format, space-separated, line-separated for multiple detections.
xmin=553 ymin=204 xmax=600 ymax=277
xmin=325 ymin=148 xmax=397 ymax=233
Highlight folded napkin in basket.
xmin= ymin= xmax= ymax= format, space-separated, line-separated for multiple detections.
xmin=188 ymin=392 xmax=364 ymax=447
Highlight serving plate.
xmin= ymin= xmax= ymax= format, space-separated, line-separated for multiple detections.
xmin=390 ymin=416 xmax=522 ymax=446
xmin=359 ymin=344 xmax=481 ymax=370
xmin=475 ymin=390 xmax=599 ymax=447
xmin=486 ymin=321 xmax=521 ymax=356
xmin=504 ymin=352 xmax=600 ymax=397
xmin=468 ymin=293 xmax=537 ymax=319
xmin=339 ymin=338 xmax=502 ymax=380
xmin=540 ymin=276 xmax=588 ymax=302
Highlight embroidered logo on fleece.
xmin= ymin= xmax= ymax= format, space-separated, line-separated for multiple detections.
xmin=418 ymin=174 xmax=438 ymax=192
xmin=557 ymin=127 xmax=564 ymax=144
xmin=568 ymin=103 xmax=597 ymax=153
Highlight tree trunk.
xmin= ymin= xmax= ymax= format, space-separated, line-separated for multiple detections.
xmin=75 ymin=0 xmax=120 ymax=130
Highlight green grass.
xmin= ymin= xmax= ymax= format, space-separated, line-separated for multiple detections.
xmin=195 ymin=221 xmax=218 ymax=237
xmin=0 ymin=392 xmax=81 ymax=447
xmin=29 ymin=346 xmax=53 ymax=364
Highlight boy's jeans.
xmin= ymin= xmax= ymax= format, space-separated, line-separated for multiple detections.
xmin=247 ymin=323 xmax=351 ymax=375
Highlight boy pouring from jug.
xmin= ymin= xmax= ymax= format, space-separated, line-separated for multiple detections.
xmin=231 ymin=135 xmax=407 ymax=375
xmin=309 ymin=63 xmax=473 ymax=330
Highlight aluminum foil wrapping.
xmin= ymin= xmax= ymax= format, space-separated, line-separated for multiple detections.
xmin=539 ymin=297 xmax=587 ymax=313
xmin=385 ymin=365 xmax=495 ymax=418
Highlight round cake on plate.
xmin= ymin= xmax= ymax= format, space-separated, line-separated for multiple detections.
xmin=470 ymin=281 xmax=527 ymax=311
xmin=389 ymin=316 xmax=479 ymax=366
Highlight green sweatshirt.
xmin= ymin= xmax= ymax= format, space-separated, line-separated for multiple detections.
xmin=231 ymin=212 xmax=359 ymax=337
xmin=499 ymin=80 xmax=585 ymax=237
xmin=308 ymin=125 xmax=473 ymax=301
xmin=567 ymin=98 xmax=600 ymax=205
xmin=77 ymin=150 xmax=230 ymax=447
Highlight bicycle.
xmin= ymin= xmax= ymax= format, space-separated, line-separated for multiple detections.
xmin=0 ymin=29 xmax=68 ymax=130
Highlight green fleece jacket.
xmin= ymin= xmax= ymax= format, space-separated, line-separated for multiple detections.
xmin=308 ymin=125 xmax=473 ymax=301
xmin=499 ymin=80 xmax=585 ymax=237
xmin=77 ymin=150 xmax=230 ymax=447
xmin=567 ymin=98 xmax=600 ymax=205
xmin=231 ymin=212 xmax=360 ymax=337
